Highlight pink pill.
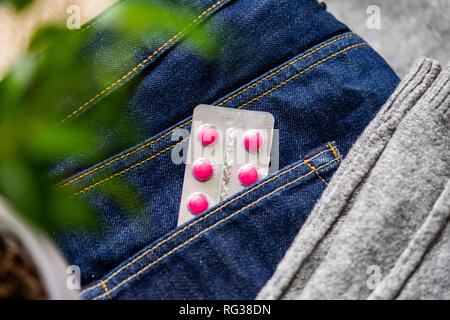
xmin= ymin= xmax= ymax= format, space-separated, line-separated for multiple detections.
xmin=238 ymin=164 xmax=259 ymax=186
xmin=197 ymin=124 xmax=219 ymax=146
xmin=187 ymin=193 xmax=209 ymax=215
xmin=192 ymin=159 xmax=214 ymax=181
xmin=244 ymin=130 xmax=263 ymax=152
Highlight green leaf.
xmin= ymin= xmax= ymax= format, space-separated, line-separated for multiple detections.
xmin=0 ymin=0 xmax=34 ymax=11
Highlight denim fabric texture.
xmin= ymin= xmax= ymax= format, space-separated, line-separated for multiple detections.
xmin=53 ymin=0 xmax=400 ymax=299
xmin=83 ymin=142 xmax=342 ymax=300
xmin=55 ymin=0 xmax=350 ymax=178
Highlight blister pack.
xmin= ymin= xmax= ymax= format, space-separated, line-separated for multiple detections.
xmin=177 ymin=105 xmax=275 ymax=226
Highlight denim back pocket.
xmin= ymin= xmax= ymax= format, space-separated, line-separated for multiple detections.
xmin=53 ymin=0 xmax=350 ymax=180
xmin=58 ymin=30 xmax=398 ymax=295
xmin=80 ymin=142 xmax=341 ymax=300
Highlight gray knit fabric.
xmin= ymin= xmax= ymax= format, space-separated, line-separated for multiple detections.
xmin=257 ymin=57 xmax=450 ymax=300
xmin=369 ymin=181 xmax=450 ymax=300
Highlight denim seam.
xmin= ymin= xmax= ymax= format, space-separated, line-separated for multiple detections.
xmin=81 ymin=0 xmax=129 ymax=33
xmin=215 ymin=34 xmax=356 ymax=107
xmin=234 ymin=43 xmax=367 ymax=111
xmin=80 ymin=147 xmax=336 ymax=296
xmin=328 ymin=142 xmax=341 ymax=163
xmin=61 ymin=33 xmax=356 ymax=188
xmin=71 ymin=43 xmax=366 ymax=196
xmin=100 ymin=280 xmax=113 ymax=300
xmin=71 ymin=137 xmax=189 ymax=197
xmin=61 ymin=0 xmax=228 ymax=123
xmin=92 ymin=156 xmax=341 ymax=300
xmin=305 ymin=159 xmax=328 ymax=186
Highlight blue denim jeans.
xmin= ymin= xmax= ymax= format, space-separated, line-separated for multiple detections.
xmin=56 ymin=0 xmax=399 ymax=299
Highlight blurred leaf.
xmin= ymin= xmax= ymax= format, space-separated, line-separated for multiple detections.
xmin=0 ymin=55 xmax=36 ymax=123
xmin=0 ymin=0 xmax=34 ymax=11
xmin=0 ymin=159 xmax=42 ymax=224
xmin=25 ymin=121 xmax=98 ymax=162
xmin=96 ymin=177 xmax=145 ymax=218
xmin=47 ymin=189 xmax=97 ymax=230
xmin=103 ymin=2 xmax=219 ymax=60
xmin=0 ymin=0 xmax=219 ymax=234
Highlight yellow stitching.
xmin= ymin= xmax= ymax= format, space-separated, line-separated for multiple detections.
xmin=328 ymin=142 xmax=340 ymax=163
xmin=92 ymin=157 xmax=341 ymax=300
xmin=61 ymin=0 xmax=227 ymax=124
xmin=79 ymin=148 xmax=335 ymax=296
xmin=61 ymin=121 xmax=192 ymax=188
xmin=81 ymin=17 xmax=105 ymax=32
xmin=100 ymin=280 xmax=113 ymax=300
xmin=62 ymin=37 xmax=357 ymax=187
xmin=72 ymin=43 xmax=366 ymax=196
xmin=81 ymin=0 xmax=123 ymax=33
xmin=235 ymin=43 xmax=368 ymax=110
xmin=305 ymin=159 xmax=328 ymax=186
xmin=217 ymin=34 xmax=356 ymax=107
xmin=72 ymin=136 xmax=189 ymax=197
xmin=93 ymin=158 xmax=340 ymax=300
xmin=62 ymin=34 xmax=356 ymax=187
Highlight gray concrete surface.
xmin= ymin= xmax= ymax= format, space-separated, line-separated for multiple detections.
xmin=326 ymin=0 xmax=450 ymax=77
